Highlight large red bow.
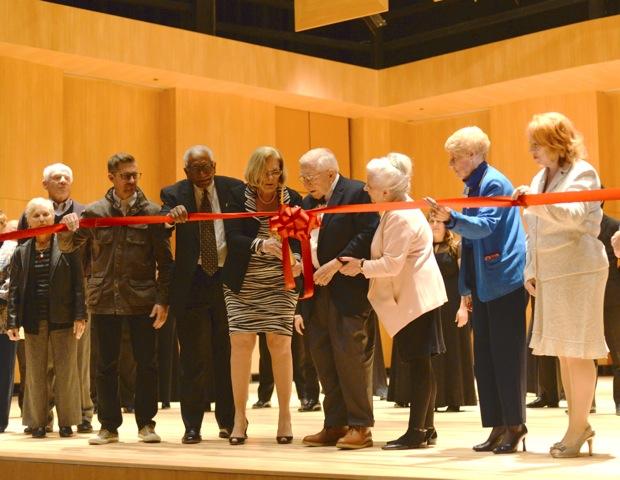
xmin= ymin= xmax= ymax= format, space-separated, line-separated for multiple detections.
xmin=269 ymin=205 xmax=321 ymax=299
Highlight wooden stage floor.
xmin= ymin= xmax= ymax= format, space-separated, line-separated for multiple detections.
xmin=1 ymin=378 xmax=619 ymax=480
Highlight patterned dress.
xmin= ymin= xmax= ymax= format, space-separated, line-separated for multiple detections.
xmin=224 ymin=187 xmax=298 ymax=336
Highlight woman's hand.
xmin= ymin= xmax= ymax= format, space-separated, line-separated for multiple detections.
xmin=525 ymin=278 xmax=536 ymax=297
xmin=612 ymin=229 xmax=620 ymax=258
xmin=424 ymin=197 xmax=452 ymax=222
xmin=313 ymin=258 xmax=342 ymax=286
xmin=73 ymin=320 xmax=86 ymax=340
xmin=511 ymin=185 xmax=530 ymax=201
xmin=338 ymin=256 xmax=363 ymax=277
xmin=261 ymin=238 xmax=283 ymax=259
xmin=294 ymin=314 xmax=305 ymax=335
xmin=6 ymin=328 xmax=20 ymax=341
xmin=455 ymin=307 xmax=469 ymax=328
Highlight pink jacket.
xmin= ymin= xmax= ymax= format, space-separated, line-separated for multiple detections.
xmin=363 ymin=204 xmax=447 ymax=337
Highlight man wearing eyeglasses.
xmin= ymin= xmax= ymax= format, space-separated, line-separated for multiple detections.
xmin=59 ymin=153 xmax=173 ymax=445
xmin=160 ymin=145 xmax=242 ymax=444
xmin=16 ymin=163 xmax=94 ymax=436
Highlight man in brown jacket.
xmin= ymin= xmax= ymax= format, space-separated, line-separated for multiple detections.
xmin=60 ymin=153 xmax=173 ymax=445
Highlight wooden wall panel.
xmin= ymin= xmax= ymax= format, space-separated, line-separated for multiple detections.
xmin=275 ymin=107 xmax=310 ymax=194
xmin=173 ymin=89 xmax=277 ymax=182
xmin=309 ymin=112 xmax=351 ymax=178
xmin=62 ymin=76 xmax=165 ymax=204
xmin=597 ymin=92 xmax=620 ymax=218
xmin=0 ymin=57 xmax=63 ymax=219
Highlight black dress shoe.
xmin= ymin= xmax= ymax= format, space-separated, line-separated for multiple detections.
xmin=219 ymin=427 xmax=232 ymax=439
xmin=77 ymin=421 xmax=93 ymax=434
xmin=527 ymin=396 xmax=559 ymax=408
xmin=59 ymin=426 xmax=73 ymax=438
xmin=493 ymin=424 xmax=527 ymax=454
xmin=382 ymin=429 xmax=427 ymax=450
xmin=425 ymin=427 xmax=438 ymax=446
xmin=31 ymin=427 xmax=47 ymax=438
xmin=473 ymin=426 xmax=506 ymax=452
xmin=161 ymin=401 xmax=171 ymax=410
xmin=182 ymin=427 xmax=202 ymax=444
xmin=616 ymin=404 xmax=620 ymax=416
xmin=298 ymin=399 xmax=321 ymax=412
xmin=446 ymin=405 xmax=461 ymax=412
xmin=122 ymin=406 xmax=135 ymax=414
xmin=252 ymin=400 xmax=271 ymax=409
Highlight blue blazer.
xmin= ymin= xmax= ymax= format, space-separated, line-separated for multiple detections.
xmin=447 ymin=165 xmax=525 ymax=302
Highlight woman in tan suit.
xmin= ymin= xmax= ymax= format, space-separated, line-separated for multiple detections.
xmin=341 ymin=153 xmax=447 ymax=449
xmin=513 ymin=112 xmax=608 ymax=457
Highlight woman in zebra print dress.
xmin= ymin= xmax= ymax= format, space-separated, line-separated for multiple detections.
xmin=222 ymin=146 xmax=303 ymax=445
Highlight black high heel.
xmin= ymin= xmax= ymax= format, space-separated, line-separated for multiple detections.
xmin=276 ymin=435 xmax=293 ymax=444
xmin=493 ymin=424 xmax=527 ymax=454
xmin=425 ymin=427 xmax=438 ymax=446
xmin=228 ymin=419 xmax=249 ymax=445
xmin=473 ymin=426 xmax=506 ymax=452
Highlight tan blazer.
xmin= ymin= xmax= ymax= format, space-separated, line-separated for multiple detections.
xmin=363 ymin=202 xmax=447 ymax=337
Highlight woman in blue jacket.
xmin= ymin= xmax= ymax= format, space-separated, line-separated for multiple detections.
xmin=426 ymin=126 xmax=527 ymax=454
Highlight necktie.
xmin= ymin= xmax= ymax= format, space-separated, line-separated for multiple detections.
xmin=199 ymin=189 xmax=218 ymax=276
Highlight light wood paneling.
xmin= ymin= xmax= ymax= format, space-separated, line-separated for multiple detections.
xmin=309 ymin=112 xmax=351 ymax=178
xmin=0 ymin=56 xmax=63 ymax=219
xmin=62 ymin=76 xmax=165 ymax=204
xmin=294 ymin=0 xmax=388 ymax=31
xmin=598 ymin=92 xmax=620 ymax=218
xmin=275 ymin=107 xmax=310 ymax=194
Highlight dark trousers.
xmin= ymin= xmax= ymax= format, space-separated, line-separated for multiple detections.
xmin=372 ymin=314 xmax=388 ymax=398
xmin=257 ymin=329 xmax=319 ymax=403
xmin=0 ymin=334 xmax=17 ymax=431
xmin=604 ymin=305 xmax=620 ymax=406
xmin=176 ymin=267 xmax=234 ymax=431
xmin=157 ymin=314 xmax=176 ymax=405
xmin=93 ymin=314 xmax=158 ymax=432
xmin=306 ymin=286 xmax=375 ymax=427
xmin=472 ymin=286 xmax=527 ymax=427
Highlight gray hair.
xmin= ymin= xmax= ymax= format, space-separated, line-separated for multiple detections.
xmin=183 ymin=145 xmax=214 ymax=168
xmin=299 ymin=147 xmax=339 ymax=173
xmin=444 ymin=126 xmax=490 ymax=159
xmin=366 ymin=153 xmax=412 ymax=200
xmin=43 ymin=163 xmax=73 ymax=182
xmin=25 ymin=197 xmax=54 ymax=220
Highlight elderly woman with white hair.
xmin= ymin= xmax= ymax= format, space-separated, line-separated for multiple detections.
xmin=6 ymin=198 xmax=86 ymax=438
xmin=340 ymin=153 xmax=448 ymax=449
xmin=426 ymin=126 xmax=528 ymax=454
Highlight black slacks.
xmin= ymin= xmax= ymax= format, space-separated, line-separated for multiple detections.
xmin=604 ymin=305 xmax=620 ymax=406
xmin=176 ymin=267 xmax=234 ymax=431
xmin=93 ymin=314 xmax=158 ymax=432
xmin=306 ymin=286 xmax=375 ymax=427
xmin=471 ymin=286 xmax=527 ymax=427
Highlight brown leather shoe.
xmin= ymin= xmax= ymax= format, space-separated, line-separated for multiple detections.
xmin=336 ymin=426 xmax=373 ymax=450
xmin=302 ymin=426 xmax=349 ymax=447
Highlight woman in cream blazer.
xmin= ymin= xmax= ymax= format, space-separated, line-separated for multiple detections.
xmin=513 ymin=112 xmax=608 ymax=458
xmin=341 ymin=153 xmax=447 ymax=450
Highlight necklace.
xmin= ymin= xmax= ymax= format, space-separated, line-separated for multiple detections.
xmin=36 ymin=245 xmax=50 ymax=259
xmin=257 ymin=190 xmax=277 ymax=204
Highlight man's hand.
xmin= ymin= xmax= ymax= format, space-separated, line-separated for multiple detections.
xmin=424 ymin=197 xmax=452 ymax=222
xmin=150 ymin=304 xmax=169 ymax=329
xmin=262 ymin=238 xmax=283 ymax=260
xmin=73 ymin=320 xmax=86 ymax=339
xmin=455 ymin=307 xmax=469 ymax=328
xmin=168 ymin=205 xmax=189 ymax=223
xmin=612 ymin=229 xmax=620 ymax=258
xmin=525 ymin=278 xmax=536 ymax=297
xmin=313 ymin=258 xmax=342 ymax=286
xmin=60 ymin=213 xmax=80 ymax=232
xmin=6 ymin=328 xmax=20 ymax=341
xmin=294 ymin=314 xmax=305 ymax=335
xmin=292 ymin=260 xmax=302 ymax=277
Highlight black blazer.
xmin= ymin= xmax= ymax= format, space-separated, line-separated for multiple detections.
xmin=301 ymin=175 xmax=379 ymax=317
xmin=160 ymin=176 xmax=243 ymax=317
xmin=222 ymin=184 xmax=303 ymax=293
xmin=599 ymin=213 xmax=620 ymax=308
xmin=8 ymin=236 xmax=86 ymax=334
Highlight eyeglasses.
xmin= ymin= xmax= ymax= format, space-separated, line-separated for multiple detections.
xmin=264 ymin=169 xmax=282 ymax=178
xmin=116 ymin=172 xmax=142 ymax=181
xmin=298 ymin=173 xmax=322 ymax=184
xmin=187 ymin=164 xmax=215 ymax=175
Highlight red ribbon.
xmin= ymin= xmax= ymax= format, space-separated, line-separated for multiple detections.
xmin=269 ymin=205 xmax=321 ymax=299
xmin=3 ymin=187 xmax=620 ymax=299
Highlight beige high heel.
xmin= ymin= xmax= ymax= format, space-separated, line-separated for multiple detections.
xmin=550 ymin=427 xmax=595 ymax=458
xmin=549 ymin=425 xmax=593 ymax=453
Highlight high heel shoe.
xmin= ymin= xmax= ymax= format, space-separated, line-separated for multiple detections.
xmin=425 ymin=427 xmax=438 ymax=446
xmin=276 ymin=435 xmax=293 ymax=444
xmin=550 ymin=427 xmax=595 ymax=458
xmin=228 ymin=419 xmax=249 ymax=445
xmin=493 ymin=424 xmax=527 ymax=454
xmin=472 ymin=426 xmax=506 ymax=452
xmin=549 ymin=425 xmax=593 ymax=453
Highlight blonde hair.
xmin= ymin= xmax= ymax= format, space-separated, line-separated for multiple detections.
xmin=444 ymin=126 xmax=491 ymax=159
xmin=25 ymin=197 xmax=54 ymax=223
xmin=244 ymin=146 xmax=287 ymax=188
xmin=366 ymin=152 xmax=412 ymax=200
xmin=527 ymin=112 xmax=585 ymax=167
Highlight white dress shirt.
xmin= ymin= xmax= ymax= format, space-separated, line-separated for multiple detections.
xmin=310 ymin=174 xmax=340 ymax=269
